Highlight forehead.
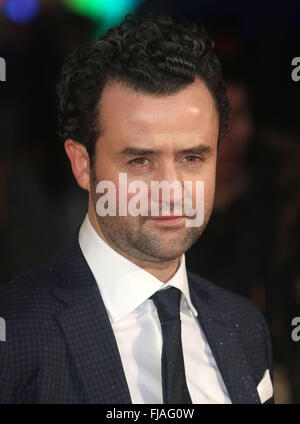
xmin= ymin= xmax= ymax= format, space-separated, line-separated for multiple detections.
xmin=98 ymin=78 xmax=219 ymax=146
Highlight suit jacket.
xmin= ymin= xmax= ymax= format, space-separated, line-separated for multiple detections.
xmin=0 ymin=235 xmax=274 ymax=404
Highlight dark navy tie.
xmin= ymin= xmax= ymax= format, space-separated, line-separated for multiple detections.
xmin=151 ymin=286 xmax=192 ymax=404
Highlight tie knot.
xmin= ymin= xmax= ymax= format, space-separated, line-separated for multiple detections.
xmin=150 ymin=286 xmax=181 ymax=322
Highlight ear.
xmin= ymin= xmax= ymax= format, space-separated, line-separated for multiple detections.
xmin=64 ymin=139 xmax=90 ymax=191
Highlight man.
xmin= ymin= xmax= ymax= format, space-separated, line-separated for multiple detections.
xmin=0 ymin=14 xmax=274 ymax=404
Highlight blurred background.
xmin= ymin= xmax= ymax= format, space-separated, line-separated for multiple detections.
xmin=0 ymin=0 xmax=299 ymax=404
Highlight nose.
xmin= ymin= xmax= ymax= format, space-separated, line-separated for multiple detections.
xmin=151 ymin=160 xmax=183 ymax=206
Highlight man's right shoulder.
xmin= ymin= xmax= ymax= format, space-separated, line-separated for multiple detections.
xmin=0 ymin=237 xmax=78 ymax=320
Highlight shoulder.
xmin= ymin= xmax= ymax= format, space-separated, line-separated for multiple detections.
xmin=0 ymin=236 xmax=79 ymax=328
xmin=0 ymin=251 xmax=60 ymax=317
xmin=188 ymin=270 xmax=267 ymax=323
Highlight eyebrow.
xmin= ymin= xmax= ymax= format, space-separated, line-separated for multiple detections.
xmin=119 ymin=143 xmax=212 ymax=157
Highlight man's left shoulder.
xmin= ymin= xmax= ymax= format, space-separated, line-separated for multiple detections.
xmin=187 ymin=270 xmax=268 ymax=325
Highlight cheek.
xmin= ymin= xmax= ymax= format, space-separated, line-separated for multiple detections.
xmin=95 ymin=158 xmax=116 ymax=182
xmin=196 ymin=165 xmax=216 ymax=211
xmin=204 ymin=179 xmax=216 ymax=211
xmin=94 ymin=157 xmax=122 ymax=196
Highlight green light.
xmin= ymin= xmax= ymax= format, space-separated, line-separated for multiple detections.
xmin=64 ymin=0 xmax=141 ymax=24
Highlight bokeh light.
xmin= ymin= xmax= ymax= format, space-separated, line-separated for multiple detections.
xmin=63 ymin=0 xmax=142 ymax=31
xmin=2 ymin=0 xmax=40 ymax=24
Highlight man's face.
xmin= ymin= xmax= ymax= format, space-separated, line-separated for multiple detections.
xmin=89 ymin=78 xmax=219 ymax=263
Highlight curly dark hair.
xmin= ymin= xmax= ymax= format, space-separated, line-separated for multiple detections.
xmin=57 ymin=14 xmax=230 ymax=161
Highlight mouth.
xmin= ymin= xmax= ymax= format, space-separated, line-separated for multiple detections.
xmin=149 ymin=215 xmax=186 ymax=227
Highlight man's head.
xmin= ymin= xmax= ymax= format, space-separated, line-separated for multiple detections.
xmin=57 ymin=14 xmax=230 ymax=265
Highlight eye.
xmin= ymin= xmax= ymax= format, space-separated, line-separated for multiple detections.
xmin=128 ymin=157 xmax=150 ymax=167
xmin=182 ymin=155 xmax=203 ymax=165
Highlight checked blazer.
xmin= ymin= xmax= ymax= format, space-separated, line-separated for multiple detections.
xmin=0 ymin=235 xmax=274 ymax=404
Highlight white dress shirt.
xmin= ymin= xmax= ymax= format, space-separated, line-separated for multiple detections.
xmin=79 ymin=214 xmax=231 ymax=404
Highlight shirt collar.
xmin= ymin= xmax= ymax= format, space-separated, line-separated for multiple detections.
xmin=79 ymin=214 xmax=198 ymax=322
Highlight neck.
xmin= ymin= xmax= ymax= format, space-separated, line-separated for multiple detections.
xmin=88 ymin=208 xmax=180 ymax=283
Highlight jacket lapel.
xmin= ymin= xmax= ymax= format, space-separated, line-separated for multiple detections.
xmin=188 ymin=273 xmax=261 ymax=404
xmin=51 ymin=239 xmax=132 ymax=404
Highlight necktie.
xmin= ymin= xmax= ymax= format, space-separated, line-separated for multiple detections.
xmin=151 ymin=286 xmax=192 ymax=404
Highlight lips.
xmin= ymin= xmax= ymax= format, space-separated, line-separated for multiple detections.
xmin=151 ymin=215 xmax=185 ymax=220
xmin=149 ymin=215 xmax=186 ymax=227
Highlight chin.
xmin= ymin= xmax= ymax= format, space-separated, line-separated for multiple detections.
xmin=149 ymin=246 xmax=185 ymax=261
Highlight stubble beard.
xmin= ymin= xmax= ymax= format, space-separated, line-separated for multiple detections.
xmin=90 ymin=166 xmax=211 ymax=263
